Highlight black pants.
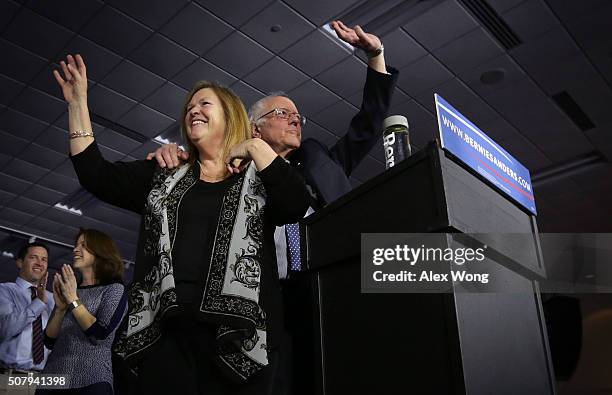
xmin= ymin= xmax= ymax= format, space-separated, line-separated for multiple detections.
xmin=135 ymin=315 xmax=279 ymax=395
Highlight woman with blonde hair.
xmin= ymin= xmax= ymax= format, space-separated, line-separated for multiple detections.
xmin=53 ymin=54 xmax=309 ymax=394
xmin=37 ymin=228 xmax=126 ymax=395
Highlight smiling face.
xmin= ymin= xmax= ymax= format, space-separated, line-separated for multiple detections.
xmin=73 ymin=234 xmax=95 ymax=270
xmin=17 ymin=246 xmax=48 ymax=283
xmin=252 ymin=96 xmax=302 ymax=158
xmin=183 ymin=88 xmax=226 ymax=152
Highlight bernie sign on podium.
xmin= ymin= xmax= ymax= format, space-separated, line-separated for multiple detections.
xmin=434 ymin=94 xmax=537 ymax=215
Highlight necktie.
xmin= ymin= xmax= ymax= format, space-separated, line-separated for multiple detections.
xmin=30 ymin=286 xmax=44 ymax=365
xmin=285 ymin=223 xmax=301 ymax=271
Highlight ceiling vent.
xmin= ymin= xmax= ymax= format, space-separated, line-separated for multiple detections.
xmin=338 ymin=0 xmax=444 ymax=37
xmin=551 ymin=91 xmax=596 ymax=132
xmin=457 ymin=0 xmax=522 ymax=50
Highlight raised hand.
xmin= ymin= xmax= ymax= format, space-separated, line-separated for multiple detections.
xmin=52 ymin=275 xmax=68 ymax=311
xmin=53 ymin=54 xmax=88 ymax=105
xmin=330 ymin=20 xmax=382 ymax=53
xmin=57 ymin=264 xmax=79 ymax=303
xmin=146 ymin=143 xmax=190 ymax=169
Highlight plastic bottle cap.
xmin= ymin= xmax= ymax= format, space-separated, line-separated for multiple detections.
xmin=383 ymin=115 xmax=409 ymax=130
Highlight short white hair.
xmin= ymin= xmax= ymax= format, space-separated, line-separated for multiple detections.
xmin=248 ymin=91 xmax=291 ymax=124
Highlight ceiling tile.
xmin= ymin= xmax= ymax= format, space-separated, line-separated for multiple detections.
xmin=26 ymin=0 xmax=104 ymax=31
xmin=130 ymin=34 xmax=197 ymax=80
xmin=0 ymin=131 xmax=29 ymax=156
xmin=509 ymin=27 xmax=580 ymax=95
xmin=309 ymin=100 xmax=358 ymax=138
xmin=352 ymin=153 xmax=384 ymax=182
xmin=281 ymin=29 xmax=352 ymax=77
xmin=172 ymin=59 xmax=237 ymax=91
xmin=0 ymin=207 xmax=34 ymax=226
xmin=288 ymin=79 xmax=340 ymax=116
xmin=315 ymin=56 xmax=366 ymax=97
xmin=195 ymin=0 xmax=273 ymax=27
xmin=0 ymin=0 xmax=20 ymax=31
xmin=284 ymin=0 xmax=362 ymax=26
xmin=501 ymin=1 xmax=559 ymax=42
xmin=0 ymin=190 xmax=16 ymax=208
xmin=403 ymin=0 xmax=478 ymax=51
xmin=143 ymin=82 xmax=186 ymax=120
xmin=88 ymin=84 xmax=137 ymax=121
xmin=397 ymin=55 xmax=453 ymax=96
xmin=38 ymin=171 xmax=80 ymax=194
xmin=244 ymin=57 xmax=309 ymax=93
xmin=106 ymin=0 xmax=189 ymax=29
xmin=229 ymin=81 xmax=264 ymax=110
xmin=20 ymin=144 xmax=65 ymax=169
xmin=101 ymin=60 xmax=165 ymax=102
xmin=34 ymin=125 xmax=68 ymax=154
xmin=0 ymin=108 xmax=49 ymax=140
xmin=4 ymin=7 xmax=73 ymax=59
xmin=11 ymin=87 xmax=66 ymax=124
xmin=22 ymin=183 xmax=66 ymax=206
xmin=241 ymin=1 xmax=314 ymax=53
xmin=415 ymin=78 xmax=498 ymax=126
xmin=0 ymin=75 xmax=25 ymax=106
xmin=57 ymin=35 xmax=123 ymax=82
xmin=433 ymin=28 xmax=505 ymax=74
xmin=161 ymin=3 xmax=233 ymax=55
xmin=457 ymin=54 xmax=527 ymax=98
xmin=53 ymin=159 xmax=78 ymax=179
xmin=0 ymin=153 xmax=12 ymax=169
xmin=3 ymin=158 xmax=47 ymax=183
xmin=206 ymin=31 xmax=274 ymax=78
xmin=6 ymin=197 xmax=49 ymax=217
xmin=96 ymin=129 xmax=142 ymax=155
xmin=0 ymin=172 xmax=31 ymax=195
xmin=302 ymin=121 xmax=338 ymax=147
xmin=0 ymin=39 xmax=47 ymax=83
xmin=128 ymin=140 xmax=164 ymax=161
xmin=486 ymin=0 xmax=526 ymax=14
xmin=118 ymin=104 xmax=176 ymax=139
xmin=81 ymin=6 xmax=152 ymax=57
xmin=29 ymin=62 xmax=67 ymax=101
xmin=380 ymin=29 xmax=427 ymax=69
xmin=96 ymin=145 xmax=124 ymax=162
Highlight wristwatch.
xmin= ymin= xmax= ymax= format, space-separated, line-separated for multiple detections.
xmin=366 ymin=44 xmax=384 ymax=59
xmin=68 ymin=299 xmax=82 ymax=312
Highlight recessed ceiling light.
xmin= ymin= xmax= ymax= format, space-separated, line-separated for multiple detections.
xmin=53 ymin=203 xmax=82 ymax=216
xmin=480 ymin=69 xmax=506 ymax=85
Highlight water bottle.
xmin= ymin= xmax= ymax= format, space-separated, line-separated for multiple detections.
xmin=382 ymin=115 xmax=411 ymax=169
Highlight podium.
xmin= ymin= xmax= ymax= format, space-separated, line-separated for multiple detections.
xmin=297 ymin=142 xmax=556 ymax=395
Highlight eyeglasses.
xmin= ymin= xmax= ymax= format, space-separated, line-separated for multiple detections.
xmin=257 ymin=108 xmax=306 ymax=127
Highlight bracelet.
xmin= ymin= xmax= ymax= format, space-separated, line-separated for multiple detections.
xmin=69 ymin=131 xmax=94 ymax=139
xmin=366 ymin=44 xmax=384 ymax=59
xmin=68 ymin=299 xmax=82 ymax=312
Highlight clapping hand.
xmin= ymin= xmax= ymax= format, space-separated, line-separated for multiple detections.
xmin=56 ymin=264 xmax=79 ymax=304
xmin=52 ymin=275 xmax=68 ymax=311
xmin=330 ymin=20 xmax=382 ymax=53
xmin=53 ymin=54 xmax=88 ymax=105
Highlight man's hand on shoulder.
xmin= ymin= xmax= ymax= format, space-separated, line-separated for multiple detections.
xmin=146 ymin=143 xmax=190 ymax=169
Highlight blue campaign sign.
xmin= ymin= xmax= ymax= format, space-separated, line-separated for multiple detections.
xmin=434 ymin=94 xmax=537 ymax=215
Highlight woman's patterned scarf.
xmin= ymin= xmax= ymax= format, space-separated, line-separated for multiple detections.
xmin=114 ymin=161 xmax=268 ymax=382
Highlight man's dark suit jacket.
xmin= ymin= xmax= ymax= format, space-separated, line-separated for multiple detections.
xmin=280 ymin=66 xmax=398 ymax=395
xmin=289 ymin=66 xmax=399 ymax=206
